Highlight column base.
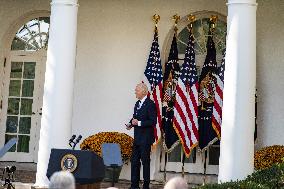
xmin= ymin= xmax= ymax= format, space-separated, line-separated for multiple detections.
xmin=31 ymin=187 xmax=48 ymax=189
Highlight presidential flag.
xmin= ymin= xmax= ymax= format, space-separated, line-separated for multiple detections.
xmin=162 ymin=34 xmax=180 ymax=152
xmin=173 ymin=28 xmax=199 ymax=157
xmin=143 ymin=29 xmax=163 ymax=146
xmin=198 ymin=31 xmax=218 ymax=151
xmin=212 ymin=50 xmax=226 ymax=139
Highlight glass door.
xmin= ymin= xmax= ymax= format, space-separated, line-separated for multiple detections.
xmin=160 ymin=144 xmax=219 ymax=175
xmin=0 ymin=52 xmax=45 ymax=162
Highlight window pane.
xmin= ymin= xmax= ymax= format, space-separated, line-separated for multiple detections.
xmin=9 ymin=80 xmax=21 ymax=97
xmin=23 ymin=62 xmax=36 ymax=79
xmin=20 ymin=99 xmax=33 ymax=115
xmin=168 ymin=145 xmax=181 ymax=162
xmin=11 ymin=17 xmax=50 ymax=51
xmin=10 ymin=62 xmax=22 ymax=78
xmin=7 ymin=98 xmax=20 ymax=115
xmin=19 ymin=117 xmax=31 ymax=134
xmin=22 ymin=80 xmax=34 ymax=97
xmin=184 ymin=148 xmax=196 ymax=163
xmin=17 ymin=135 xmax=30 ymax=152
xmin=11 ymin=37 xmax=26 ymax=51
xmin=177 ymin=17 xmax=226 ymax=56
xmin=5 ymin=116 xmax=18 ymax=133
xmin=177 ymin=28 xmax=189 ymax=54
xmin=208 ymin=146 xmax=220 ymax=165
xmin=5 ymin=134 xmax=17 ymax=152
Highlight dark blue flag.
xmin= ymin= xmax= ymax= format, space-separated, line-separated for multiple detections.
xmin=162 ymin=34 xmax=180 ymax=152
xmin=198 ymin=31 xmax=218 ymax=151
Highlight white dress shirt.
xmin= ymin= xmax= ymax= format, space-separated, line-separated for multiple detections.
xmin=137 ymin=95 xmax=147 ymax=126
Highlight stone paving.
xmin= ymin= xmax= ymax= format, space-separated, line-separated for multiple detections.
xmin=0 ymin=162 xmax=200 ymax=189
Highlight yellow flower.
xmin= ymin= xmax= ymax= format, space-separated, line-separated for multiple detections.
xmin=80 ymin=132 xmax=134 ymax=163
xmin=254 ymin=145 xmax=284 ymax=170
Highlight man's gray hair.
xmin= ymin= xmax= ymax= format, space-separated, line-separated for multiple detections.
xmin=49 ymin=171 xmax=75 ymax=189
xmin=164 ymin=176 xmax=188 ymax=189
xmin=137 ymin=83 xmax=148 ymax=95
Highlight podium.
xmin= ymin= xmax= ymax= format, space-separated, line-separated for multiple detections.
xmin=47 ymin=149 xmax=105 ymax=185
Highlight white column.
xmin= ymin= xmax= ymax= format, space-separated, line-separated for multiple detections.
xmin=218 ymin=0 xmax=257 ymax=182
xmin=35 ymin=0 xmax=79 ymax=187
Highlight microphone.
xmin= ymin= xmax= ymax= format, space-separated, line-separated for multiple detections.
xmin=72 ymin=135 xmax=82 ymax=150
xmin=69 ymin=135 xmax=76 ymax=147
xmin=75 ymin=135 xmax=82 ymax=144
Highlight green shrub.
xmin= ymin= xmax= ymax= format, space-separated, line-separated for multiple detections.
xmin=198 ymin=163 xmax=284 ymax=189
xmin=198 ymin=181 xmax=270 ymax=189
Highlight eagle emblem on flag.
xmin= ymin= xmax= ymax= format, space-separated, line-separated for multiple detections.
xmin=199 ymin=73 xmax=216 ymax=110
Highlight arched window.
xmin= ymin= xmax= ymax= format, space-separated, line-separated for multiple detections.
xmin=11 ymin=17 xmax=50 ymax=51
xmin=177 ymin=17 xmax=226 ymax=56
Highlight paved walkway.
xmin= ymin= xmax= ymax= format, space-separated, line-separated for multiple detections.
xmin=1 ymin=179 xmax=198 ymax=189
xmin=0 ymin=181 xmax=166 ymax=189
xmin=0 ymin=162 xmax=200 ymax=188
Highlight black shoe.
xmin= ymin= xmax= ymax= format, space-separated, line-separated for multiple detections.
xmin=142 ymin=185 xmax=150 ymax=189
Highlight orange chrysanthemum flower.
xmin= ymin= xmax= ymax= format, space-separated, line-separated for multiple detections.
xmin=254 ymin=145 xmax=284 ymax=170
xmin=80 ymin=132 xmax=134 ymax=163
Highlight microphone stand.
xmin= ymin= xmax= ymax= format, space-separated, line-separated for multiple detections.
xmin=69 ymin=135 xmax=82 ymax=150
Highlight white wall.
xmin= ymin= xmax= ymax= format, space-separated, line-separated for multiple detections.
xmin=256 ymin=0 xmax=284 ymax=149
xmin=72 ymin=0 xmax=226 ymax=180
xmin=72 ymin=0 xmax=227 ymax=139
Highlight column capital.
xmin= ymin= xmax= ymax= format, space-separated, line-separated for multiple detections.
xmin=227 ymin=0 xmax=257 ymax=6
xmin=51 ymin=0 xmax=78 ymax=6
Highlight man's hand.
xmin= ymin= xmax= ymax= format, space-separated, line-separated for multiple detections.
xmin=131 ymin=119 xmax=139 ymax=126
xmin=125 ymin=123 xmax=132 ymax=130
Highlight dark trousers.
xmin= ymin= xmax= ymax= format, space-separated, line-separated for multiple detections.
xmin=131 ymin=143 xmax=151 ymax=189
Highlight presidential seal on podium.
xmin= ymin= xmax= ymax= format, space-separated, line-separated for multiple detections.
xmin=61 ymin=153 xmax=78 ymax=173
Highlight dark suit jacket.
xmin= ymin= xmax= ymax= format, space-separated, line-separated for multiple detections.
xmin=131 ymin=97 xmax=157 ymax=145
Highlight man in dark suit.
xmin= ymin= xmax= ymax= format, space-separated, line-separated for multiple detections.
xmin=126 ymin=83 xmax=157 ymax=189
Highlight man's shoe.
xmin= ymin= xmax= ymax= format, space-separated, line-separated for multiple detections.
xmin=142 ymin=185 xmax=150 ymax=189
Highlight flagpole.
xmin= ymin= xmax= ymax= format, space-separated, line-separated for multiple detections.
xmin=209 ymin=15 xmax=218 ymax=33
xmin=201 ymin=15 xmax=218 ymax=185
xmin=162 ymin=14 xmax=181 ymax=183
xmin=152 ymin=14 xmax=160 ymax=34
xmin=152 ymin=14 xmax=167 ymax=183
xmin=177 ymin=13 xmax=196 ymax=182
xmin=163 ymin=152 xmax=167 ymax=182
xmin=172 ymin=14 xmax=180 ymax=35
xmin=182 ymin=152 xmax=185 ymax=178
xmin=202 ymin=151 xmax=207 ymax=185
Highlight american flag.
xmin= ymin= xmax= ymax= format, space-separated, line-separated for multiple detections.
xmin=173 ymin=29 xmax=199 ymax=157
xmin=143 ymin=30 xmax=163 ymax=146
xmin=212 ymin=50 xmax=226 ymax=139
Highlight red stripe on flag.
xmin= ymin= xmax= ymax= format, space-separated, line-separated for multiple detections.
xmin=190 ymin=83 xmax=199 ymax=116
xmin=152 ymin=84 xmax=162 ymax=142
xmin=189 ymin=89 xmax=199 ymax=140
xmin=173 ymin=118 xmax=190 ymax=154
xmin=176 ymin=85 xmax=198 ymax=142
xmin=214 ymin=102 xmax=222 ymax=118
xmin=215 ymin=85 xmax=223 ymax=99
xmin=174 ymin=98 xmax=193 ymax=146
